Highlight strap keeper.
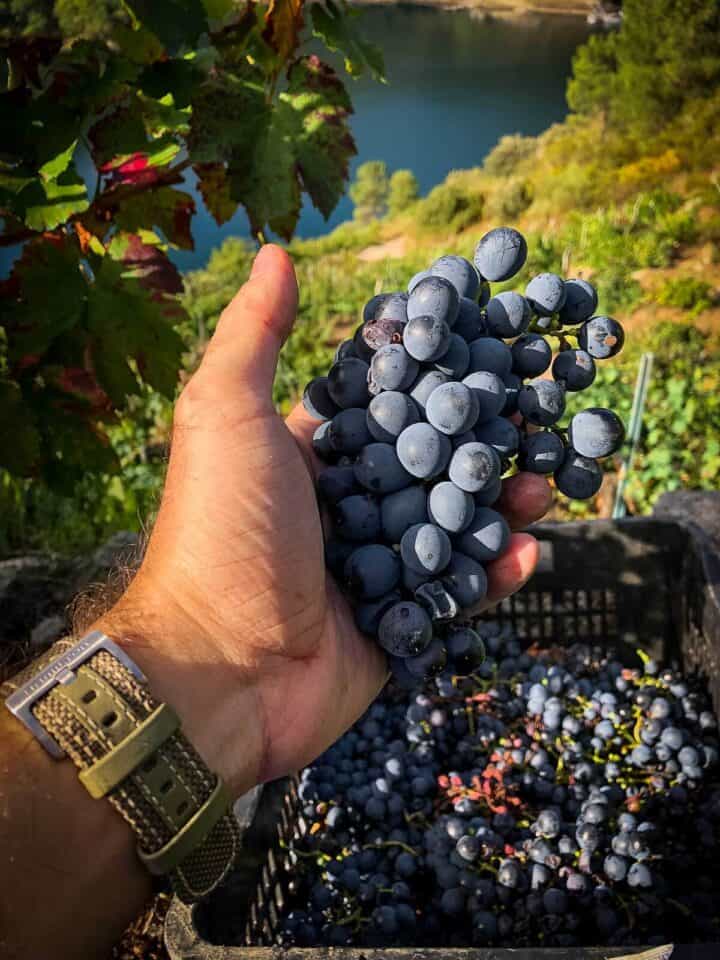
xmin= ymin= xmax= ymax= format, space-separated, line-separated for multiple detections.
xmin=79 ymin=703 xmax=180 ymax=799
xmin=137 ymin=777 xmax=232 ymax=876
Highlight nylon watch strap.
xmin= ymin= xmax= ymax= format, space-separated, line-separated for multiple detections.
xmin=2 ymin=632 xmax=241 ymax=903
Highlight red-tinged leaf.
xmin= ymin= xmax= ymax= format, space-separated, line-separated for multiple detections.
xmin=194 ymin=163 xmax=237 ymax=226
xmin=50 ymin=366 xmax=114 ymax=416
xmin=107 ymin=233 xmax=185 ymax=328
xmin=263 ymin=0 xmax=304 ymax=64
xmin=100 ymin=152 xmax=150 ymax=177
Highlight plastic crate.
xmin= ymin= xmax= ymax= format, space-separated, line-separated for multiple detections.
xmin=165 ymin=516 xmax=720 ymax=960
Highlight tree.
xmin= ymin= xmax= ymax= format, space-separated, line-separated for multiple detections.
xmin=567 ymin=0 xmax=720 ymax=136
xmin=350 ymin=161 xmax=389 ymax=222
xmin=388 ymin=170 xmax=419 ymax=217
xmin=0 ymin=0 xmax=383 ymax=492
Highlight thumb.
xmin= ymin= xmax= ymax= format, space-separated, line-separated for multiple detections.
xmin=200 ymin=244 xmax=298 ymax=405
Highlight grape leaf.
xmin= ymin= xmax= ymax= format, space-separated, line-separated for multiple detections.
xmin=5 ymin=237 xmax=87 ymax=361
xmin=201 ymin=0 xmax=237 ymax=20
xmin=0 ymin=165 xmax=38 ymax=220
xmin=39 ymin=139 xmax=78 ymax=181
xmin=191 ymin=58 xmax=355 ymax=237
xmin=263 ymin=0 xmax=304 ymax=65
xmin=34 ymin=392 xmax=120 ymax=491
xmin=228 ymin=109 xmax=301 ymax=239
xmin=284 ymin=55 xmax=356 ymax=220
xmin=194 ymin=163 xmax=237 ymax=226
xmin=139 ymin=93 xmax=192 ymax=138
xmin=311 ymin=0 xmax=385 ymax=81
xmin=139 ymin=56 xmax=209 ymax=108
xmin=114 ymin=185 xmax=195 ymax=248
xmin=23 ymin=167 xmax=90 ymax=230
xmin=123 ymin=0 xmax=209 ymax=53
xmin=87 ymin=249 xmax=184 ymax=402
xmin=188 ymin=67 xmax=266 ymax=165
xmin=0 ymin=379 xmax=41 ymax=475
xmin=88 ymin=103 xmax=148 ymax=166
xmin=109 ymin=231 xmax=185 ymax=298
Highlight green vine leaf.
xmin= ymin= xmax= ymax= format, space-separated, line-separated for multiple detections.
xmin=23 ymin=168 xmax=90 ymax=231
xmin=0 ymin=379 xmax=41 ymax=475
xmin=194 ymin=163 xmax=237 ymax=226
xmin=5 ymin=238 xmax=87 ymax=362
xmin=190 ymin=56 xmax=356 ymax=238
xmin=123 ymin=0 xmax=209 ymax=53
xmin=39 ymin=139 xmax=78 ymax=181
xmin=311 ymin=0 xmax=385 ymax=81
xmin=114 ymin=186 xmax=196 ymax=249
xmin=88 ymin=238 xmax=184 ymax=402
xmin=284 ymin=55 xmax=356 ymax=220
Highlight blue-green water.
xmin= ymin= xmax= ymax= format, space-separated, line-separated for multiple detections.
xmin=173 ymin=8 xmax=592 ymax=271
xmin=0 ymin=9 xmax=592 ymax=279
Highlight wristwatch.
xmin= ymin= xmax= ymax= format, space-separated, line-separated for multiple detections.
xmin=2 ymin=630 xmax=241 ymax=903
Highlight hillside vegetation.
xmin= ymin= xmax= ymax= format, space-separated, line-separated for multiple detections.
xmin=185 ymin=0 xmax=720 ymax=520
xmin=2 ymin=0 xmax=718 ymax=553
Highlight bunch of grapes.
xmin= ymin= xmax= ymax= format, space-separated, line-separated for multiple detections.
xmin=272 ymin=626 xmax=720 ymax=948
xmin=303 ymin=227 xmax=625 ymax=684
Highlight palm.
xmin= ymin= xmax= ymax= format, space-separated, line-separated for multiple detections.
xmin=131 ymin=245 xmax=549 ymax=788
xmin=146 ymin=395 xmax=386 ymax=780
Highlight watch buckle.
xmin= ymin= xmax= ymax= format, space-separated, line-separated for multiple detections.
xmin=4 ymin=631 xmax=147 ymax=758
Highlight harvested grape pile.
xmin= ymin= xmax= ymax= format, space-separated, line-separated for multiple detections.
xmin=304 ymin=227 xmax=626 ymax=684
xmin=274 ymin=624 xmax=720 ymax=948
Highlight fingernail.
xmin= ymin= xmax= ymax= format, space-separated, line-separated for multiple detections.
xmin=250 ymin=244 xmax=275 ymax=278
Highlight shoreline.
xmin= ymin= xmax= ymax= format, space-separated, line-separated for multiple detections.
xmin=351 ymin=0 xmax=595 ymax=19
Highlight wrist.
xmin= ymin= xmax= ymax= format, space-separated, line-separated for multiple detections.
xmin=93 ymin=578 xmax=264 ymax=798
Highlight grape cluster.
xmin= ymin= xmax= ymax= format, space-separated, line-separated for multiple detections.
xmin=303 ymin=227 xmax=625 ymax=681
xmin=272 ymin=625 xmax=720 ymax=948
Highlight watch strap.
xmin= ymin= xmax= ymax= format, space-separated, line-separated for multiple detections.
xmin=2 ymin=637 xmax=241 ymax=902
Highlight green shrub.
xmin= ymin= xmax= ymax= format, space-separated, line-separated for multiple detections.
xmin=388 ymin=170 xmax=419 ymax=217
xmin=655 ymin=277 xmax=716 ymax=316
xmin=350 ymin=161 xmax=390 ymax=222
xmin=483 ymin=134 xmax=538 ymax=177
xmin=565 ymin=323 xmax=720 ymax=514
xmin=415 ymin=183 xmax=484 ymax=231
xmin=486 ymin=177 xmax=533 ymax=221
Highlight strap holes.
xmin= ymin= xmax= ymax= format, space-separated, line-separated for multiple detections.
xmin=142 ymin=758 xmax=156 ymax=773
xmin=101 ymin=711 xmax=117 ymax=727
xmin=161 ymin=780 xmax=173 ymax=795
xmin=177 ymin=800 xmax=189 ymax=816
xmin=82 ymin=690 xmax=96 ymax=704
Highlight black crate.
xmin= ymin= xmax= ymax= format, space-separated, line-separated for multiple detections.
xmin=165 ymin=517 xmax=720 ymax=960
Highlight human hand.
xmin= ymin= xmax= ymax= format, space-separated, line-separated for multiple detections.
xmin=99 ymin=245 xmax=552 ymax=796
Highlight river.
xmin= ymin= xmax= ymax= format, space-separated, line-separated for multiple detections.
xmin=173 ymin=8 xmax=592 ymax=271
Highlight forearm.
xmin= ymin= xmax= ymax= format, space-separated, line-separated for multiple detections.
xmin=0 ymin=588 xmax=263 ymax=959
xmin=0 ymin=709 xmax=150 ymax=959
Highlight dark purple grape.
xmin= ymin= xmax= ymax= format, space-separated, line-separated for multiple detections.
xmin=526 ymin=273 xmax=566 ymax=316
xmin=568 ymin=408 xmax=625 ymax=459
xmin=578 ymin=315 xmax=624 ymax=360
xmin=474 ymin=227 xmax=527 ymax=282
xmin=485 ymin=291 xmax=532 ymax=338
xmin=552 ymin=349 xmax=596 ymax=391
xmin=518 ymin=430 xmax=565 ymax=474
xmin=559 ymin=279 xmax=598 ymax=326
xmin=511 ymin=333 xmax=552 ymax=378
